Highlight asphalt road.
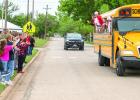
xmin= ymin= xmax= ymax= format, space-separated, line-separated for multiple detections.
xmin=5 ymin=38 xmax=140 ymax=100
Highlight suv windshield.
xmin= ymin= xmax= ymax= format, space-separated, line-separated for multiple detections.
xmin=67 ymin=33 xmax=82 ymax=39
xmin=117 ymin=18 xmax=140 ymax=32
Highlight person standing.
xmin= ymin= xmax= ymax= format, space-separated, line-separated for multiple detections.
xmin=26 ymin=34 xmax=31 ymax=55
xmin=7 ymin=34 xmax=15 ymax=79
xmin=0 ymin=37 xmax=16 ymax=85
xmin=29 ymin=36 xmax=35 ymax=55
xmin=17 ymin=34 xmax=29 ymax=73
xmin=107 ymin=16 xmax=112 ymax=33
xmin=94 ymin=11 xmax=104 ymax=32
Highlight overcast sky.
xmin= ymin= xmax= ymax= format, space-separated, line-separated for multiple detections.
xmin=1 ymin=0 xmax=59 ymax=16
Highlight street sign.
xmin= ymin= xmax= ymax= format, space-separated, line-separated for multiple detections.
xmin=23 ymin=21 xmax=36 ymax=33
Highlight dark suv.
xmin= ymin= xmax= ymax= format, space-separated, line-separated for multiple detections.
xmin=64 ymin=33 xmax=84 ymax=50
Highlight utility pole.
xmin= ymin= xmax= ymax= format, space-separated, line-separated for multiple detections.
xmin=43 ymin=5 xmax=51 ymax=38
xmin=1 ymin=0 xmax=4 ymax=29
xmin=4 ymin=0 xmax=8 ymax=31
xmin=27 ymin=0 xmax=30 ymax=22
xmin=31 ymin=0 xmax=34 ymax=22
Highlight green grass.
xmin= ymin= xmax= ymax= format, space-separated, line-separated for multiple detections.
xmin=0 ymin=84 xmax=6 ymax=93
xmin=11 ymin=71 xmax=17 ymax=80
xmin=25 ymin=49 xmax=38 ymax=63
xmin=85 ymin=41 xmax=93 ymax=44
xmin=35 ymin=38 xmax=48 ymax=48
xmin=0 ymin=49 xmax=38 ymax=93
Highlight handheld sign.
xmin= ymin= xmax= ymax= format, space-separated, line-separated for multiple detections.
xmin=23 ymin=21 xmax=36 ymax=33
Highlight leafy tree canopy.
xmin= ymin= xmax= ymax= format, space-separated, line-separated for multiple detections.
xmin=58 ymin=0 xmax=140 ymax=23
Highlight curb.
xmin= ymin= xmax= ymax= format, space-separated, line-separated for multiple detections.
xmin=0 ymin=49 xmax=41 ymax=100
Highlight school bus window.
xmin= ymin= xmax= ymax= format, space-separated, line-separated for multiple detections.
xmin=117 ymin=18 xmax=140 ymax=32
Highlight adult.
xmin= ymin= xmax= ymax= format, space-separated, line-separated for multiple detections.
xmin=17 ymin=34 xmax=29 ymax=73
xmin=29 ymin=36 xmax=35 ymax=55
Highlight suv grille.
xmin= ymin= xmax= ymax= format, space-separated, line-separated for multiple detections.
xmin=70 ymin=40 xmax=80 ymax=42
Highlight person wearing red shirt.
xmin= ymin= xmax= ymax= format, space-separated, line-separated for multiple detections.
xmin=94 ymin=11 xmax=104 ymax=32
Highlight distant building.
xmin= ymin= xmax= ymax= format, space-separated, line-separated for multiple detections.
xmin=0 ymin=19 xmax=22 ymax=33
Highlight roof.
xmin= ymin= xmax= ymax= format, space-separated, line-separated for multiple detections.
xmin=0 ymin=19 xmax=22 ymax=30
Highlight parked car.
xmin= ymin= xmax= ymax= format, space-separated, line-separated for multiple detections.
xmin=64 ymin=33 xmax=84 ymax=50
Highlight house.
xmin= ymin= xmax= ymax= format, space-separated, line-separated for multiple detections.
xmin=0 ymin=19 xmax=22 ymax=33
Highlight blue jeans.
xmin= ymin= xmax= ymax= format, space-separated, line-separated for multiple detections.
xmin=8 ymin=60 xmax=14 ymax=77
xmin=14 ymin=53 xmax=18 ymax=69
xmin=1 ymin=61 xmax=11 ymax=81
xmin=27 ymin=46 xmax=33 ymax=55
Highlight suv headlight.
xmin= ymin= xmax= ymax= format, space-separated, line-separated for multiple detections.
xmin=66 ymin=40 xmax=69 ymax=42
xmin=121 ymin=50 xmax=134 ymax=56
xmin=81 ymin=40 xmax=84 ymax=42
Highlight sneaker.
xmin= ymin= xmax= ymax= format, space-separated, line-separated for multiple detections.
xmin=0 ymin=81 xmax=6 ymax=85
xmin=5 ymin=80 xmax=13 ymax=86
xmin=19 ymin=71 xmax=24 ymax=73
xmin=20 ymin=71 xmax=24 ymax=73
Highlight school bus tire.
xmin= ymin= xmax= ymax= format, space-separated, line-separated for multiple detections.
xmin=105 ymin=58 xmax=110 ymax=66
xmin=116 ymin=52 xmax=125 ymax=76
xmin=98 ymin=52 xmax=105 ymax=66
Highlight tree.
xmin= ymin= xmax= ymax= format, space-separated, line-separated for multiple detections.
xmin=56 ymin=16 xmax=93 ymax=36
xmin=10 ymin=13 xmax=26 ymax=27
xmin=100 ymin=4 xmax=110 ymax=13
xmin=0 ymin=1 xmax=19 ymax=20
xmin=34 ymin=14 xmax=59 ymax=37
xmin=58 ymin=0 xmax=140 ymax=23
xmin=47 ymin=15 xmax=59 ymax=36
xmin=58 ymin=0 xmax=96 ymax=23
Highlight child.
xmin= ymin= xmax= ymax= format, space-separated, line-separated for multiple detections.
xmin=0 ymin=37 xmax=16 ymax=85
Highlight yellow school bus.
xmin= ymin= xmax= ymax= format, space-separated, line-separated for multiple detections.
xmin=94 ymin=4 xmax=140 ymax=76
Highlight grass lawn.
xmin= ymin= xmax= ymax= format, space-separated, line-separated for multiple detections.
xmin=0 ymin=84 xmax=6 ymax=93
xmin=0 ymin=49 xmax=38 ymax=93
xmin=35 ymin=38 xmax=48 ymax=48
xmin=25 ymin=49 xmax=38 ymax=63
